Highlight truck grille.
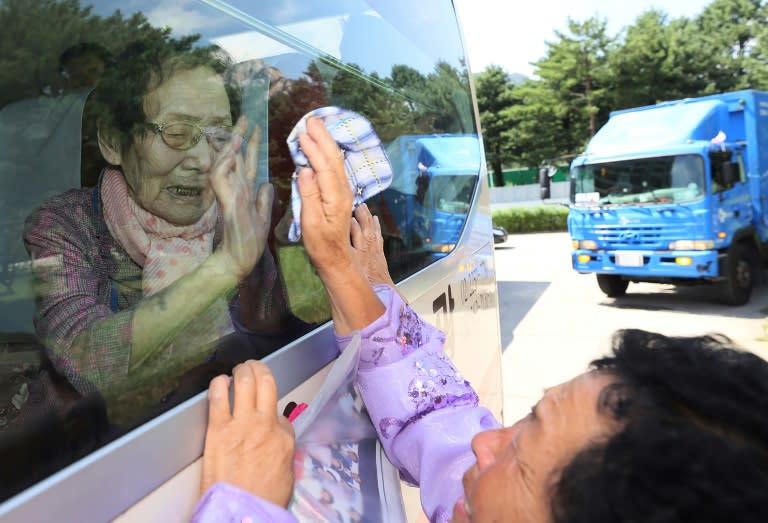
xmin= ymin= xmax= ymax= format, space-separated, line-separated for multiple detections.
xmin=595 ymin=225 xmax=685 ymax=249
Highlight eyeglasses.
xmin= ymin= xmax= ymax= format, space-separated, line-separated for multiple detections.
xmin=145 ymin=121 xmax=234 ymax=152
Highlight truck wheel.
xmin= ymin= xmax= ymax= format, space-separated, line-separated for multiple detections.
xmin=596 ymin=274 xmax=629 ymax=297
xmin=720 ymin=243 xmax=753 ymax=306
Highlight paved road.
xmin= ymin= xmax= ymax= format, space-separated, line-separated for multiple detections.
xmin=494 ymin=232 xmax=768 ymax=425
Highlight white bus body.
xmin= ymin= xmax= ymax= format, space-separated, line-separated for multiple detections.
xmin=0 ymin=1 xmax=502 ymax=520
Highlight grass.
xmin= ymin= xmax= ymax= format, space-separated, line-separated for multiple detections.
xmin=277 ymin=245 xmax=332 ymax=324
xmin=492 ymin=205 xmax=569 ymax=234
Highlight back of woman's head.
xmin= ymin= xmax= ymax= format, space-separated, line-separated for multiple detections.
xmin=551 ymin=329 xmax=768 ymax=523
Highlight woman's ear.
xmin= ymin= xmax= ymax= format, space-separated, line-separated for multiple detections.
xmin=97 ymin=127 xmax=122 ymax=166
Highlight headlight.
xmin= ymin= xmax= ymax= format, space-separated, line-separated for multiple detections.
xmin=577 ymin=240 xmax=598 ymax=250
xmin=572 ymin=240 xmax=598 ymax=250
xmin=431 ymin=244 xmax=455 ymax=253
xmin=668 ymin=240 xmax=715 ymax=251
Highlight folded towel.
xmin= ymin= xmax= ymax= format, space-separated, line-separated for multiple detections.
xmin=286 ymin=106 xmax=393 ymax=242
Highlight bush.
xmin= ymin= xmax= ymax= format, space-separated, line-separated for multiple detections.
xmin=492 ymin=205 xmax=569 ymax=233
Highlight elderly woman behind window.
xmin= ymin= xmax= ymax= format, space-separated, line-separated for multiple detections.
xmin=23 ymin=39 xmax=294 ymax=420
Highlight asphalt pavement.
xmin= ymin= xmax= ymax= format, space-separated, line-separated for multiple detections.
xmin=494 ymin=232 xmax=768 ymax=425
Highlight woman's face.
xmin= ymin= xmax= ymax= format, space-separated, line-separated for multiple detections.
xmin=118 ymin=66 xmax=231 ymax=225
xmin=454 ymin=371 xmax=620 ymax=523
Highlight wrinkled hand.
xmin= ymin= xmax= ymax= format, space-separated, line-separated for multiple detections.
xmin=296 ymin=117 xmax=355 ymax=278
xmin=210 ymin=116 xmax=274 ymax=280
xmin=350 ymin=204 xmax=396 ymax=289
xmin=295 ymin=118 xmax=386 ymax=333
xmin=201 ymin=360 xmax=295 ymax=507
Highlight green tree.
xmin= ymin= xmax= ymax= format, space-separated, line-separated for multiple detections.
xmin=534 ymin=16 xmax=613 ymax=149
xmin=502 ymin=79 xmax=565 ymax=168
xmin=475 ymin=66 xmax=515 ymax=185
xmin=0 ymin=0 xmax=167 ymax=106
xmin=609 ymin=11 xmax=679 ymax=108
xmin=749 ymin=2 xmax=768 ymax=88
xmin=423 ymin=61 xmax=474 ymax=134
xmin=691 ymin=0 xmax=768 ymax=91
xmin=500 ymin=16 xmax=614 ymax=167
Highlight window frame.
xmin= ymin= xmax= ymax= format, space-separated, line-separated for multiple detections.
xmin=0 ymin=325 xmax=338 ymax=521
xmin=0 ymin=1 xmax=489 ymax=517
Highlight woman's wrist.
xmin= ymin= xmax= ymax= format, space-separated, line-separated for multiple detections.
xmin=322 ymin=269 xmax=385 ymax=335
xmin=206 ymin=250 xmax=249 ymax=289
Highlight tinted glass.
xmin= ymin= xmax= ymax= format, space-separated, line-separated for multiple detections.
xmin=0 ymin=0 xmax=480 ymax=500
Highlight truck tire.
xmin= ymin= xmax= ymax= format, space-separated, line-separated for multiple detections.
xmin=719 ymin=243 xmax=753 ymax=306
xmin=596 ymin=274 xmax=629 ymax=297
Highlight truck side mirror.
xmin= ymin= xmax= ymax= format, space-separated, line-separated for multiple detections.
xmin=539 ymin=167 xmax=551 ymax=200
xmin=720 ymin=161 xmax=738 ymax=188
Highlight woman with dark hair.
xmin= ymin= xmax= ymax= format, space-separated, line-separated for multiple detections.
xmin=193 ymin=118 xmax=768 ymax=522
xmin=23 ymin=39 xmax=291 ymax=413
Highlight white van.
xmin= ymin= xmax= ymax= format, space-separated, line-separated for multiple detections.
xmin=0 ymin=1 xmax=503 ymax=520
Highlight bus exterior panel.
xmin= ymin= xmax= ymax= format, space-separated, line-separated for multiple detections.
xmin=0 ymin=0 xmax=502 ymax=521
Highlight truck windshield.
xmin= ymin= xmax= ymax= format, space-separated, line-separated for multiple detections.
xmin=572 ymin=154 xmax=705 ymax=205
xmin=427 ymin=175 xmax=476 ymax=213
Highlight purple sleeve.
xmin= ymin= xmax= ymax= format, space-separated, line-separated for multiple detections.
xmin=192 ymin=483 xmax=299 ymax=523
xmin=336 ymin=286 xmax=502 ymax=522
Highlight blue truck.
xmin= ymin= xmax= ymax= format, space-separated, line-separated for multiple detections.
xmin=367 ymin=134 xmax=480 ymax=279
xmin=565 ymin=90 xmax=768 ymax=305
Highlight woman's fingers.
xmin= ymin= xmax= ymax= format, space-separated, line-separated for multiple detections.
xmin=255 ymin=182 xmax=274 ymax=226
xmin=307 ymin=117 xmax=347 ymax=188
xmin=231 ymin=360 xmax=278 ymax=419
xmin=231 ymin=116 xmax=248 ymax=147
xmin=353 ymin=204 xmax=375 ymax=237
xmin=350 ymin=216 xmax=363 ymax=249
xmin=250 ymin=361 xmax=279 ymax=415
xmin=299 ymin=118 xmax=351 ymax=210
xmin=297 ymin=167 xmax=322 ymax=225
xmin=245 ymin=125 xmax=261 ymax=184
xmin=209 ymin=148 xmax=237 ymax=205
xmin=210 ymin=116 xmax=247 ymax=202
xmin=354 ymin=201 xmax=373 ymax=221
xmin=201 ymin=361 xmax=294 ymax=506
xmin=373 ymin=215 xmax=385 ymax=247
xmin=207 ymin=374 xmax=232 ymax=427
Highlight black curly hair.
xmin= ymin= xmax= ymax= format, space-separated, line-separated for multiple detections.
xmin=550 ymin=329 xmax=768 ymax=522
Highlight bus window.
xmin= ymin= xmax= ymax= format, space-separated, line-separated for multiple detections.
xmin=0 ymin=0 xmax=491 ymax=519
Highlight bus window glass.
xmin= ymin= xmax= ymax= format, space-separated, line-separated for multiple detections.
xmin=0 ymin=0 xmax=480 ymax=501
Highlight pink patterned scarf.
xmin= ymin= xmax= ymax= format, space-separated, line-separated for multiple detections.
xmin=101 ymin=168 xmax=233 ymax=355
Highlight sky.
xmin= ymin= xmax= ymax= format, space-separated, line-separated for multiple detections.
xmin=453 ymin=0 xmax=711 ymax=78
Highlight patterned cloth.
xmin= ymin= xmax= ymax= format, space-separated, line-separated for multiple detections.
xmin=285 ymin=107 xmax=393 ymax=242
xmin=23 ymin=174 xmax=285 ymax=394
xmin=192 ymin=285 xmax=499 ymax=523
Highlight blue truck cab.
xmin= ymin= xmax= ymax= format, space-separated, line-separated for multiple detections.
xmin=367 ymin=134 xmax=480 ymax=278
xmin=567 ymin=90 xmax=768 ymax=304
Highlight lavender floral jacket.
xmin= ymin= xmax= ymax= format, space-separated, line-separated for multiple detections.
xmin=191 ymin=285 xmax=501 ymax=523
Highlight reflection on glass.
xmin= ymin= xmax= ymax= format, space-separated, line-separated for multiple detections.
xmin=573 ymin=155 xmax=706 ymax=206
xmin=366 ymin=135 xmax=480 ymax=280
xmin=0 ymin=0 xmax=479 ymax=501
